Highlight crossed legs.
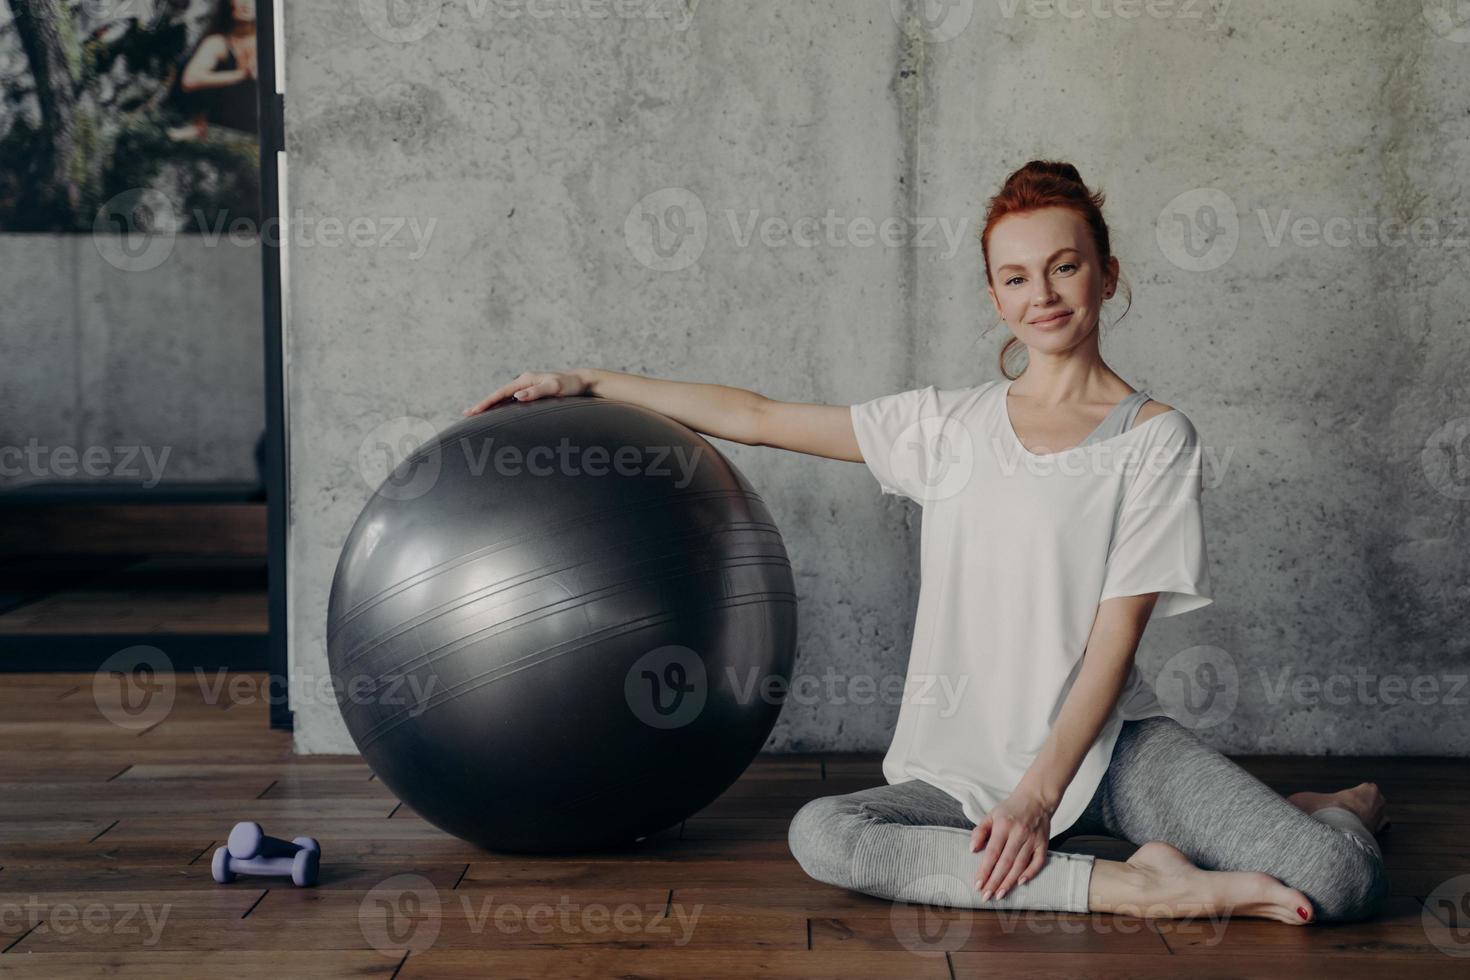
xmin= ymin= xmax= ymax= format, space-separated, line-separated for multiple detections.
xmin=788 ymin=715 xmax=1390 ymax=924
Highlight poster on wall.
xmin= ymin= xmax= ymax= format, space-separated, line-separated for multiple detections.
xmin=0 ymin=0 xmax=260 ymax=233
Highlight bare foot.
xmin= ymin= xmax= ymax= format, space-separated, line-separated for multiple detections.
xmin=1089 ymin=841 xmax=1314 ymax=925
xmin=1287 ymin=782 xmax=1389 ymax=834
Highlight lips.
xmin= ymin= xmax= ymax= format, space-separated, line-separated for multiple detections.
xmin=1030 ymin=310 xmax=1072 ymax=325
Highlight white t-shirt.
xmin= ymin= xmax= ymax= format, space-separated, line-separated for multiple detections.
xmin=849 ymin=379 xmax=1213 ymax=836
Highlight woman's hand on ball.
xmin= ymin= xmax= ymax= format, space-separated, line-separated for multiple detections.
xmin=463 ymin=371 xmax=588 ymax=416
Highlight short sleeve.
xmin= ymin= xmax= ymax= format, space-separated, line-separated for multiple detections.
xmin=849 ymin=385 xmax=937 ymax=503
xmin=1098 ymin=413 xmax=1214 ymax=618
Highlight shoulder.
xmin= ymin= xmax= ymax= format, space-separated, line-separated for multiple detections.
xmin=189 ymin=34 xmax=228 ymax=60
xmin=1135 ymin=399 xmax=1174 ymax=424
xmin=1138 ymin=404 xmax=1201 ymax=457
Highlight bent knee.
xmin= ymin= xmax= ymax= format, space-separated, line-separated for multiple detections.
xmin=1302 ymin=847 xmax=1390 ymax=923
xmin=788 ymin=796 xmax=864 ymax=889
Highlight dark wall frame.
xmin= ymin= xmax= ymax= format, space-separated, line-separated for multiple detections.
xmin=257 ymin=0 xmax=291 ymax=731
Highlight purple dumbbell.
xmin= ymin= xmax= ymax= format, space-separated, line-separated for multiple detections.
xmin=211 ymin=821 xmax=321 ymax=887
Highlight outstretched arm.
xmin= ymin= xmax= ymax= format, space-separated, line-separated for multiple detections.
xmin=464 ymin=367 xmax=863 ymax=461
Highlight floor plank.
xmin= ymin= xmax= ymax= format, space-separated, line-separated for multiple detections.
xmin=0 ymin=669 xmax=1458 ymax=977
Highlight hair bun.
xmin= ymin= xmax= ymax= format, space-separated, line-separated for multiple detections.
xmin=1012 ymin=160 xmax=1085 ymax=188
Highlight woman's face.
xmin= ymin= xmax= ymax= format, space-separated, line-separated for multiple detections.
xmin=232 ymin=0 xmax=257 ymax=23
xmin=986 ymin=207 xmax=1118 ymax=356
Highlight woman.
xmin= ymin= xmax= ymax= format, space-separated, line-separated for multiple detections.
xmin=461 ymin=160 xmax=1390 ymax=925
xmin=170 ymin=0 xmax=258 ymax=140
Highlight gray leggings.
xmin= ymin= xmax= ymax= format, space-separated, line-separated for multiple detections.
xmin=788 ymin=715 xmax=1390 ymax=922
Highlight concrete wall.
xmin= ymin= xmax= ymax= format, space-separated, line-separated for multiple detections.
xmin=285 ymin=0 xmax=1470 ymax=756
xmin=0 ymin=235 xmax=264 ymax=490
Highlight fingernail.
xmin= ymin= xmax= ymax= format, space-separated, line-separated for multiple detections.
xmin=997 ymin=889 xmax=1007 ymax=901
xmin=1297 ymin=906 xmax=1308 ymax=920
xmin=981 ymin=890 xmax=991 ymax=901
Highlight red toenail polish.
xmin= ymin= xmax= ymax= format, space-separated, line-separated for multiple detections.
xmin=1297 ymin=907 xmax=1309 ymax=920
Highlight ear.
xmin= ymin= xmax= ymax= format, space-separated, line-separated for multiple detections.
xmin=985 ymin=284 xmax=1002 ymax=317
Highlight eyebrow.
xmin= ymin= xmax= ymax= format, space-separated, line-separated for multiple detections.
xmin=995 ymin=248 xmax=1081 ymax=275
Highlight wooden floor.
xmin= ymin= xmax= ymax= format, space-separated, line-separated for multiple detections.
xmin=0 ymin=672 xmax=1466 ymax=978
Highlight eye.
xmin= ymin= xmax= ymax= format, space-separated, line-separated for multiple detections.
xmin=1056 ymin=263 xmax=1077 ymax=274
xmin=1004 ymin=275 xmax=1023 ymax=287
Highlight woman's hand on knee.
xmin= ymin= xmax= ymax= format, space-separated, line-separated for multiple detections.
xmin=970 ymin=792 xmax=1055 ymax=902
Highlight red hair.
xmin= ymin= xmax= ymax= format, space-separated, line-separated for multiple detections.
xmin=979 ymin=160 xmax=1131 ymax=379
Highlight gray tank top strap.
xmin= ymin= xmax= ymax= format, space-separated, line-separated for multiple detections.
xmin=1075 ymin=390 xmax=1152 ymax=448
